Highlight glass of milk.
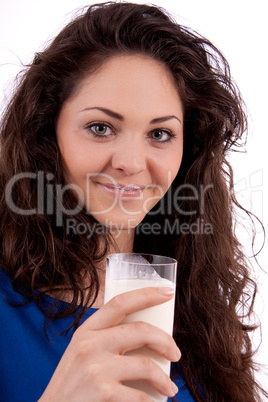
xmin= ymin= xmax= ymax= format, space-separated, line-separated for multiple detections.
xmin=104 ymin=253 xmax=177 ymax=402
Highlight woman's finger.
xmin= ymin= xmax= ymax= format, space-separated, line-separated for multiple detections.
xmin=112 ymin=355 xmax=179 ymax=398
xmin=98 ymin=321 xmax=180 ymax=362
xmin=102 ymin=383 xmax=153 ymax=402
xmin=83 ymin=286 xmax=174 ymax=331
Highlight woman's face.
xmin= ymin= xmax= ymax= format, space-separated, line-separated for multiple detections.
xmin=56 ymin=54 xmax=183 ymax=230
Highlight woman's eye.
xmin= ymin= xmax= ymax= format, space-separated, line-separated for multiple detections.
xmin=150 ymin=129 xmax=175 ymax=142
xmin=87 ymin=123 xmax=113 ymax=137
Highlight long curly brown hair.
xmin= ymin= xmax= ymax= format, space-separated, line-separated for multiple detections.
xmin=0 ymin=2 xmax=266 ymax=401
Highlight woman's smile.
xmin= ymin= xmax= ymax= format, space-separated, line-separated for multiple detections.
xmin=98 ymin=183 xmax=146 ymax=198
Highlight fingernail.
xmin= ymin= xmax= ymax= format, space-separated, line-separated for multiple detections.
xmin=176 ymin=347 xmax=181 ymax=360
xmin=171 ymin=381 xmax=179 ymax=396
xmin=158 ymin=287 xmax=174 ymax=296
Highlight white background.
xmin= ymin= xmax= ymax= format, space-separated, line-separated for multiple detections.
xmin=0 ymin=0 xmax=267 ymax=395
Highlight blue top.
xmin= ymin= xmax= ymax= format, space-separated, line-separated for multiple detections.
xmin=0 ymin=267 xmax=196 ymax=401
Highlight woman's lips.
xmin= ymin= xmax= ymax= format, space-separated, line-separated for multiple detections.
xmin=98 ymin=183 xmax=146 ymax=198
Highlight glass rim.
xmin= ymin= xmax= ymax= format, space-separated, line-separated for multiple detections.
xmin=107 ymin=252 xmax=177 ymax=266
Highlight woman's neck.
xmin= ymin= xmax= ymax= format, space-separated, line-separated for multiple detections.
xmin=109 ymin=227 xmax=135 ymax=254
xmin=89 ymin=228 xmax=135 ymax=308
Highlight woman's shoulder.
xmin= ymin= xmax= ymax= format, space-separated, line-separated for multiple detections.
xmin=0 ymin=267 xmax=33 ymax=328
xmin=0 ymin=266 xmax=12 ymax=284
xmin=0 ymin=265 xmax=97 ymax=332
xmin=0 ymin=266 xmax=30 ymax=307
xmin=0 ymin=266 xmax=19 ymax=301
xmin=170 ymin=363 xmax=199 ymax=401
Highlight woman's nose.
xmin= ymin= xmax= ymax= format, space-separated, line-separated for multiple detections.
xmin=111 ymin=137 xmax=147 ymax=176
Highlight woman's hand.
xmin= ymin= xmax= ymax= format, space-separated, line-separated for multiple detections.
xmin=39 ymin=287 xmax=181 ymax=401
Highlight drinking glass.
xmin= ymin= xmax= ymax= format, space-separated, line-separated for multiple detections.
xmin=104 ymin=253 xmax=177 ymax=402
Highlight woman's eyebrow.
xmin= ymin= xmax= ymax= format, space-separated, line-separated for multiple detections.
xmin=80 ymin=107 xmax=124 ymax=120
xmin=150 ymin=115 xmax=181 ymax=124
xmin=80 ymin=107 xmax=181 ymax=124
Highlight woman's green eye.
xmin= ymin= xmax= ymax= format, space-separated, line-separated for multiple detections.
xmin=92 ymin=124 xmax=109 ymax=135
xmin=151 ymin=129 xmax=174 ymax=142
xmin=87 ymin=123 xmax=113 ymax=137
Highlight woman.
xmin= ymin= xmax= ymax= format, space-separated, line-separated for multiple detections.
xmin=0 ymin=2 xmax=265 ymax=401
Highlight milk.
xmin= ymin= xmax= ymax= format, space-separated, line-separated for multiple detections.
xmin=104 ymin=278 xmax=176 ymax=402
